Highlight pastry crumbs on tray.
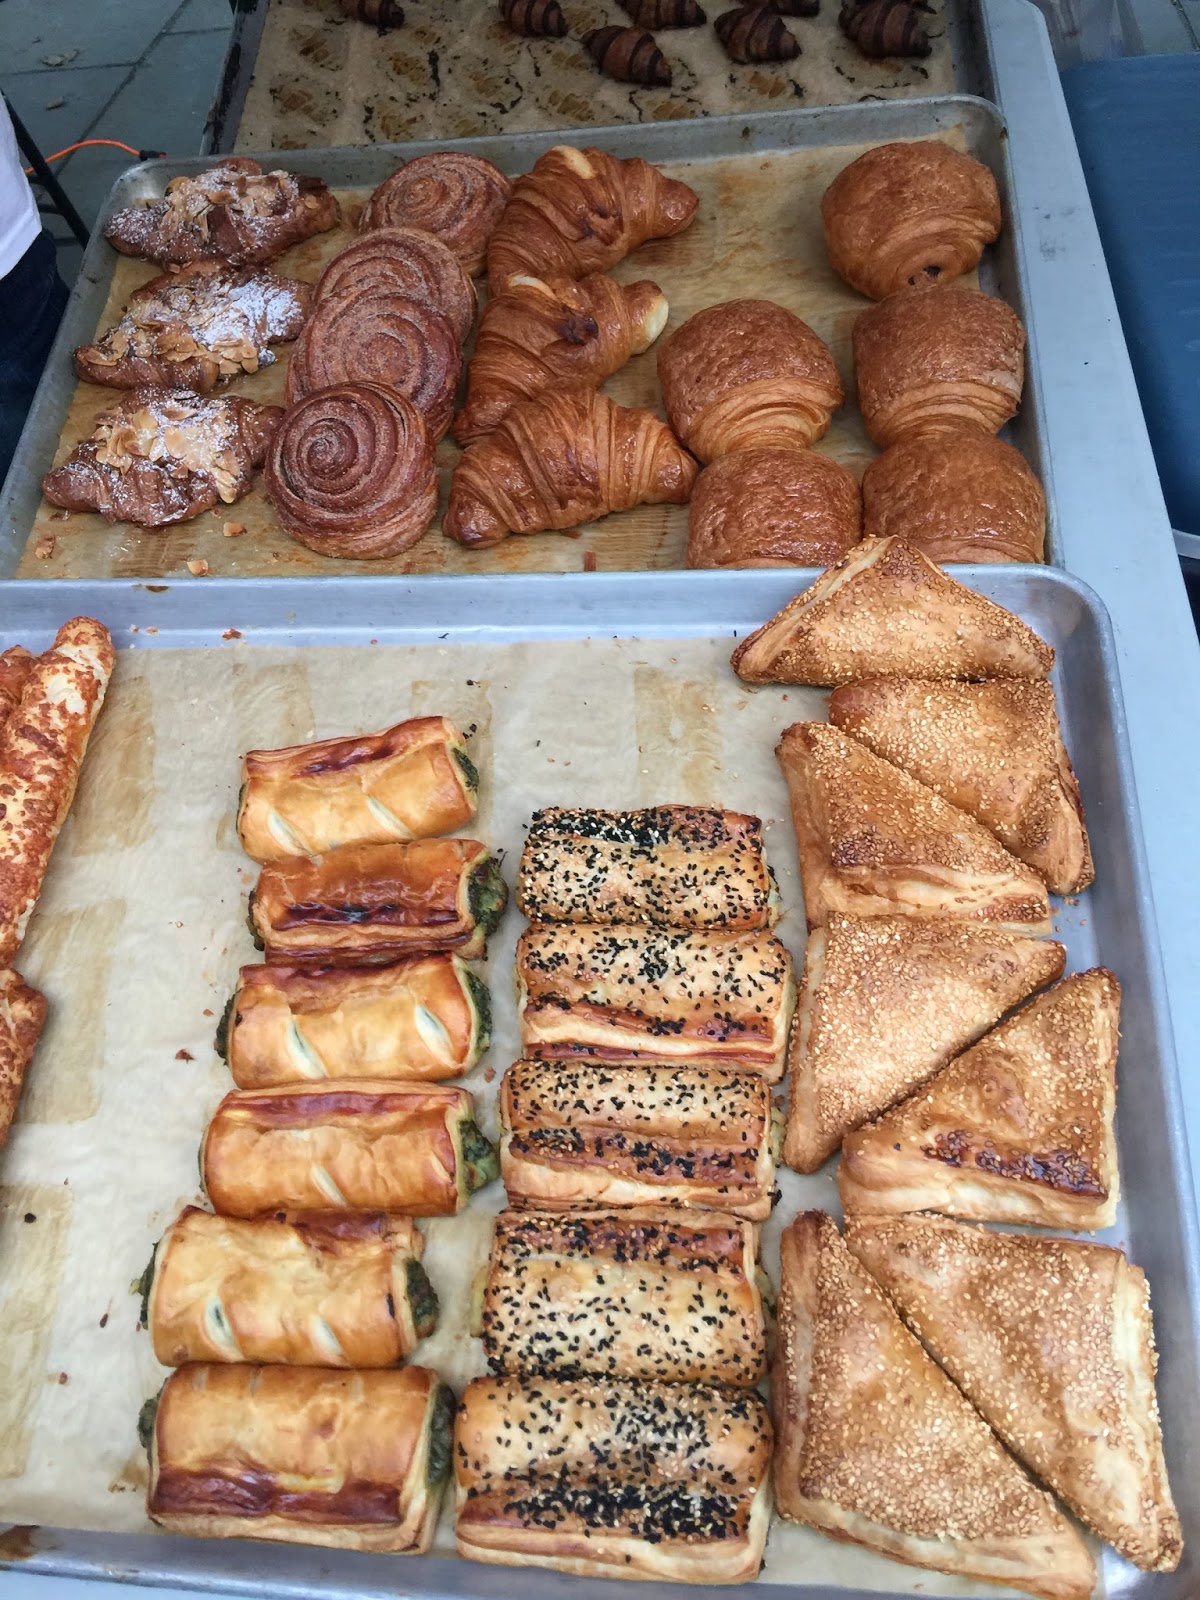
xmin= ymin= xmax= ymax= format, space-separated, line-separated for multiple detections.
xmin=187 ymin=559 xmax=210 ymax=576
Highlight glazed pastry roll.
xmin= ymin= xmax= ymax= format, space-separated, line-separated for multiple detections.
xmin=517 ymin=806 xmax=779 ymax=930
xmin=480 ymin=1207 xmax=767 ymax=1385
xmin=202 ymin=1079 xmax=498 ymax=1217
xmin=146 ymin=1363 xmax=454 ymax=1553
xmin=249 ymin=839 xmax=507 ymax=965
xmin=500 ymin=1059 xmax=777 ymax=1220
xmin=237 ymin=715 xmax=479 ymax=862
xmin=0 ymin=966 xmax=48 ymax=1146
xmin=517 ymin=924 xmax=793 ymax=1080
xmin=219 ymin=955 xmax=491 ymax=1089
xmin=455 ymin=1374 xmax=773 ymax=1583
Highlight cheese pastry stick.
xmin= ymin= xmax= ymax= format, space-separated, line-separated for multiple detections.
xmin=0 ymin=966 xmax=48 ymax=1146
xmin=0 ymin=646 xmax=34 ymax=737
xmin=202 ymin=1079 xmax=498 ymax=1217
xmin=249 ymin=839 xmax=507 ymax=965
xmin=518 ymin=924 xmax=793 ymax=1080
xmin=219 ymin=955 xmax=491 ymax=1088
xmin=146 ymin=1363 xmax=454 ymax=1553
xmin=143 ymin=1206 xmax=438 ymax=1367
xmin=238 ymin=715 xmax=479 ymax=863
xmin=517 ymin=805 xmax=779 ymax=929
xmin=455 ymin=1373 xmax=772 ymax=1583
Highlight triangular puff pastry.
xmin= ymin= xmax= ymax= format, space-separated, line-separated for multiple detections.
xmin=731 ymin=536 xmax=1054 ymax=686
xmin=785 ymin=915 xmax=1065 ymax=1172
xmin=777 ymin=722 xmax=1053 ymax=932
xmin=846 ymin=1215 xmax=1182 ymax=1573
xmin=840 ymin=968 xmax=1121 ymax=1229
xmin=772 ymin=1211 xmax=1096 ymax=1600
xmin=829 ymin=676 xmax=1094 ymax=896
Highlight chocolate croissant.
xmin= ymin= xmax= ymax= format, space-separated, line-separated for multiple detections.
xmin=500 ymin=0 xmax=568 ymax=33
xmin=714 ymin=5 xmax=800 ymax=61
xmin=314 ymin=227 xmax=475 ymax=345
xmin=620 ymin=0 xmax=706 ymax=25
xmin=658 ymin=299 xmax=843 ymax=461
xmin=486 ymin=145 xmax=698 ymax=293
xmin=688 ymin=447 xmax=862 ymax=567
xmin=822 ymin=140 xmax=1002 ymax=301
xmin=453 ymin=273 xmax=669 ymax=445
xmin=840 ymin=0 xmax=931 ymax=56
xmin=444 ymin=387 xmax=698 ymax=548
xmin=583 ymin=25 xmax=673 ymax=86
xmin=362 ymin=153 xmax=511 ymax=277
xmin=853 ymin=285 xmax=1025 ymax=447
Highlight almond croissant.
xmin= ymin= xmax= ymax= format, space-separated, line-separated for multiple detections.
xmin=453 ymin=273 xmax=669 ymax=445
xmin=444 ymin=387 xmax=698 ymax=548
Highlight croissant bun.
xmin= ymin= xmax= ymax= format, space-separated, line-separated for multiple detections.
xmin=339 ymin=0 xmax=405 ymax=24
xmin=500 ymin=0 xmax=568 ymax=31
xmin=444 ymin=387 xmax=698 ymax=548
xmin=454 ymin=273 xmax=669 ymax=445
xmin=715 ymin=5 xmax=800 ymax=60
xmin=754 ymin=0 xmax=819 ymax=16
xmin=486 ymin=145 xmax=698 ymax=293
xmin=584 ymin=25 xmax=673 ymax=84
xmin=840 ymin=0 xmax=931 ymax=56
xmin=619 ymin=0 xmax=707 ymax=27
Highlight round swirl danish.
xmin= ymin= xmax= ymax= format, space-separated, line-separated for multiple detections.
xmin=264 ymin=382 xmax=437 ymax=559
xmin=314 ymin=227 xmax=475 ymax=346
xmin=285 ymin=291 xmax=461 ymax=440
xmin=361 ymin=154 xmax=512 ymax=276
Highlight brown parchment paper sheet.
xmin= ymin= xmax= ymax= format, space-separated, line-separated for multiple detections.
xmin=0 ymin=632 xmax=1028 ymax=1596
xmin=23 ymin=132 xmax=980 ymax=581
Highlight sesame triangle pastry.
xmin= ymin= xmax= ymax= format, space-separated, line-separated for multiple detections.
xmin=846 ymin=1215 xmax=1182 ymax=1573
xmin=840 ymin=968 xmax=1121 ymax=1228
xmin=0 ymin=967 xmax=48 ymax=1146
xmin=776 ymin=722 xmax=1053 ymax=931
xmin=785 ymin=915 xmax=1065 ymax=1171
xmin=731 ymin=536 xmax=1054 ymax=685
xmin=772 ymin=1212 xmax=1096 ymax=1600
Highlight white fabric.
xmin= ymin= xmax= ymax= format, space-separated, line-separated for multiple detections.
xmin=0 ymin=100 xmax=42 ymax=279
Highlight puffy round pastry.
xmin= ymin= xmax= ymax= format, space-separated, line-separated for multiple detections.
xmin=657 ymin=299 xmax=843 ymax=462
xmin=853 ymin=285 xmax=1025 ymax=448
xmin=687 ymin=448 xmax=862 ymax=568
xmin=862 ymin=431 xmax=1046 ymax=563
xmin=822 ymin=141 xmax=1002 ymax=301
xmin=314 ymin=228 xmax=475 ymax=346
xmin=361 ymin=153 xmax=512 ymax=276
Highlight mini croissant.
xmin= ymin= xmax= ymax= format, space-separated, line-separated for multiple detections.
xmin=444 ymin=387 xmax=698 ymax=548
xmin=620 ymin=0 xmax=706 ymax=24
xmin=840 ymin=0 xmax=931 ymax=56
xmin=584 ymin=25 xmax=673 ymax=84
xmin=715 ymin=6 xmax=801 ymax=61
xmin=453 ymin=273 xmax=669 ymax=445
xmin=500 ymin=0 xmax=567 ymax=32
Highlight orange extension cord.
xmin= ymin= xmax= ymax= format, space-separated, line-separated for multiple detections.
xmin=23 ymin=137 xmax=163 ymax=176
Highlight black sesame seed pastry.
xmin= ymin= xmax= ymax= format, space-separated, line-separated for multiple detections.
xmin=478 ymin=1207 xmax=767 ymax=1385
xmin=517 ymin=924 xmax=794 ymax=1081
xmin=498 ymin=1059 xmax=779 ymax=1220
xmin=455 ymin=1373 xmax=772 ymax=1581
xmin=516 ymin=805 xmax=780 ymax=930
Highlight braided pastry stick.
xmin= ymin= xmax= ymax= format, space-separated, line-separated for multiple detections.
xmin=362 ymin=154 xmax=511 ymax=276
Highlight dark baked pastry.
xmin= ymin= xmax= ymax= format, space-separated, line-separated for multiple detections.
xmin=688 ymin=447 xmax=861 ymax=567
xmin=500 ymin=0 xmax=568 ymax=33
xmin=361 ymin=153 xmax=512 ymax=277
xmin=583 ymin=25 xmax=673 ymax=85
xmin=839 ymin=0 xmax=931 ymax=57
xmin=620 ymin=0 xmax=706 ymax=25
xmin=313 ymin=227 xmax=475 ymax=345
xmin=714 ymin=5 xmax=800 ymax=61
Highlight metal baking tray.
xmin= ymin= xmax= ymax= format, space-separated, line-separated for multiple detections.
xmin=0 ymin=95 xmax=1050 ymax=580
xmin=0 ymin=566 xmax=1196 ymax=1597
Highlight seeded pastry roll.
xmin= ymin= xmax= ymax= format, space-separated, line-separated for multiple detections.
xmin=237 ymin=716 xmax=479 ymax=862
xmin=455 ymin=1374 xmax=773 ymax=1582
xmin=146 ymin=1363 xmax=454 ymax=1552
xmin=143 ymin=1206 xmax=438 ymax=1367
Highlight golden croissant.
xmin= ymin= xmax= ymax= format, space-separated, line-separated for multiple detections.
xmin=453 ymin=273 xmax=669 ymax=445
xmin=444 ymin=387 xmax=698 ymax=548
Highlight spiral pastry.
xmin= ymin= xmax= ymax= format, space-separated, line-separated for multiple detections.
xmin=314 ymin=227 xmax=475 ymax=346
xmin=361 ymin=154 xmax=512 ymax=277
xmin=264 ymin=382 xmax=437 ymax=559
xmin=285 ymin=291 xmax=461 ymax=440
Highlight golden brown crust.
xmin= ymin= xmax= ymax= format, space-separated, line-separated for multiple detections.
xmin=846 ymin=1215 xmax=1182 ymax=1572
xmin=853 ymin=286 xmax=1025 ymax=448
xmin=821 ymin=140 xmax=1001 ymax=301
xmin=0 ymin=647 xmax=35 ymax=737
xmin=731 ymin=537 xmax=1054 ymax=686
xmin=776 ymin=721 xmax=1053 ymax=931
xmin=314 ymin=227 xmax=475 ymax=345
xmin=840 ymin=968 xmax=1121 ymax=1228
xmin=362 ymin=153 xmax=512 ymax=276
xmin=454 ymin=1374 xmax=772 ymax=1582
xmin=828 ymin=676 xmax=1093 ymax=894
xmin=657 ymin=300 xmax=843 ymax=461
xmin=687 ymin=448 xmax=862 ymax=568
xmin=0 ymin=967 xmax=48 ymax=1146
xmin=771 ymin=1212 xmax=1096 ymax=1600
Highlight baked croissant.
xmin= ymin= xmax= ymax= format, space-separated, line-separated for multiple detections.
xmin=822 ymin=140 xmax=1002 ymax=300
xmin=839 ymin=0 xmax=931 ymax=56
xmin=658 ymin=299 xmax=843 ymax=461
xmin=714 ymin=5 xmax=801 ymax=61
xmin=486 ymin=145 xmax=698 ymax=293
xmin=500 ymin=0 xmax=568 ymax=32
xmin=620 ymin=0 xmax=706 ymax=25
xmin=444 ymin=387 xmax=698 ymax=548
xmin=453 ymin=273 xmax=669 ymax=445
xmin=853 ymin=285 xmax=1025 ymax=447
xmin=688 ymin=447 xmax=861 ymax=567
xmin=584 ymin=25 xmax=674 ymax=85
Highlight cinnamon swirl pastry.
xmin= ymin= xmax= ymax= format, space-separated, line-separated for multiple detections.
xmin=362 ymin=154 xmax=512 ymax=277
xmin=314 ymin=228 xmax=475 ymax=346
xmin=688 ymin=448 xmax=862 ymax=568
xmin=264 ymin=383 xmax=437 ymax=559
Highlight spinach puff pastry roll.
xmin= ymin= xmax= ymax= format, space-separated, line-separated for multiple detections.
xmin=146 ymin=1363 xmax=454 ymax=1552
xmin=219 ymin=955 xmax=491 ymax=1088
xmin=454 ymin=1374 xmax=773 ymax=1582
xmin=237 ymin=715 xmax=478 ymax=863
xmin=517 ymin=924 xmax=793 ymax=1080
xmin=143 ymin=1206 xmax=438 ymax=1367
xmin=202 ymin=1079 xmax=498 ymax=1217
xmin=249 ymin=839 xmax=507 ymax=965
